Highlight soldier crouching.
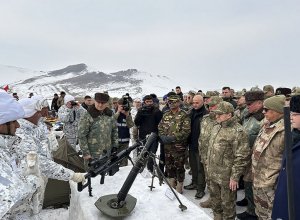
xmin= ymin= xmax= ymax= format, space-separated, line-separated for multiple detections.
xmin=158 ymin=94 xmax=191 ymax=194
xmin=207 ymin=101 xmax=250 ymax=220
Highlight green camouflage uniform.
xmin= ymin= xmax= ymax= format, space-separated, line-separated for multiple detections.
xmin=252 ymin=118 xmax=285 ymax=220
xmin=207 ymin=102 xmax=250 ymax=219
xmin=77 ymin=107 xmax=118 ymax=158
xmin=158 ymin=109 xmax=191 ymax=182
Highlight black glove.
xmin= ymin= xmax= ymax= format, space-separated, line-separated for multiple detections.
xmin=159 ymin=135 xmax=176 ymax=144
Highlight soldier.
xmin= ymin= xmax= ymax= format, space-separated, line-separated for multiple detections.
xmin=56 ymin=91 xmax=66 ymax=109
xmin=0 ymin=90 xmax=39 ymax=219
xmin=58 ymin=95 xmax=86 ymax=149
xmin=263 ymin=85 xmax=274 ymax=98
xmin=236 ymin=90 xmax=265 ymax=220
xmin=81 ymin=95 xmax=94 ymax=110
xmin=158 ymin=94 xmax=191 ymax=193
xmin=78 ymin=92 xmax=118 ymax=161
xmin=14 ymin=97 xmax=86 ymax=216
xmin=252 ymin=95 xmax=286 ymax=220
xmin=234 ymin=90 xmax=247 ymax=124
xmin=114 ymin=97 xmax=134 ymax=166
xmin=199 ymin=96 xmax=223 ymax=208
xmin=182 ymin=90 xmax=196 ymax=114
xmin=207 ymin=101 xmax=250 ymax=220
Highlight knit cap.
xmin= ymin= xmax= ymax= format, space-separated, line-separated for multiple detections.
xmin=263 ymin=95 xmax=285 ymax=113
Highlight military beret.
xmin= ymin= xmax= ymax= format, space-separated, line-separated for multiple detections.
xmin=245 ymin=91 xmax=265 ymax=103
xmin=290 ymin=95 xmax=300 ymax=113
xmin=211 ymin=101 xmax=234 ymax=114
xmin=275 ymin=87 xmax=291 ymax=97
xmin=94 ymin=93 xmax=110 ymax=103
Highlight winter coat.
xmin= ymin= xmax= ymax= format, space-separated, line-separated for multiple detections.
xmin=15 ymin=119 xmax=74 ymax=181
xmin=0 ymin=135 xmax=40 ymax=219
xmin=272 ymin=129 xmax=300 ymax=220
xmin=77 ymin=106 xmax=118 ymax=158
xmin=207 ymin=116 xmax=250 ymax=184
xmin=58 ymin=105 xmax=86 ymax=149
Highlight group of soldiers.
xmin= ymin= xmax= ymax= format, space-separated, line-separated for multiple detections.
xmin=1 ymin=84 xmax=300 ymax=220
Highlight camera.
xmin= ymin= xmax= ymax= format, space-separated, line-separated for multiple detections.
xmin=70 ymin=101 xmax=78 ymax=107
xmin=121 ymin=95 xmax=131 ymax=111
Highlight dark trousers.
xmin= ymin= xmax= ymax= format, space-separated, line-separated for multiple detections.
xmin=143 ymin=139 xmax=158 ymax=173
xmin=189 ymin=149 xmax=206 ymax=192
xmin=159 ymin=143 xmax=165 ymax=174
xmin=245 ymin=181 xmax=256 ymax=216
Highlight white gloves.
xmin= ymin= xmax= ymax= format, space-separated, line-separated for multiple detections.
xmin=71 ymin=173 xmax=86 ymax=183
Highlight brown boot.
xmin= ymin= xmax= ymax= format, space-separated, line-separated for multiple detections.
xmin=199 ymin=197 xmax=211 ymax=208
xmin=213 ymin=213 xmax=222 ymax=220
xmin=167 ymin=178 xmax=176 ymax=189
xmin=176 ymin=182 xmax=183 ymax=194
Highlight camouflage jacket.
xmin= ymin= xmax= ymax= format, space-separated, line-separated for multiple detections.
xmin=234 ymin=106 xmax=247 ymax=124
xmin=198 ymin=113 xmax=218 ymax=163
xmin=252 ymin=118 xmax=285 ymax=188
xmin=58 ymin=105 xmax=86 ymax=148
xmin=242 ymin=111 xmax=265 ymax=181
xmin=0 ymin=135 xmax=39 ymax=219
xmin=15 ymin=119 xmax=74 ymax=181
xmin=158 ymin=109 xmax=191 ymax=146
xmin=207 ymin=116 xmax=250 ymax=184
xmin=77 ymin=107 xmax=118 ymax=158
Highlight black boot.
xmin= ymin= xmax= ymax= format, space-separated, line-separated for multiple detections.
xmin=183 ymin=183 xmax=197 ymax=190
xmin=195 ymin=191 xmax=205 ymax=199
xmin=236 ymin=211 xmax=257 ymax=220
xmin=236 ymin=198 xmax=248 ymax=206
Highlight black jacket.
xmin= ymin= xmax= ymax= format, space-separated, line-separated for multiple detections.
xmin=134 ymin=106 xmax=163 ymax=140
xmin=188 ymin=105 xmax=208 ymax=151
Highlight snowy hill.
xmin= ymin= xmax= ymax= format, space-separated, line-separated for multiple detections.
xmin=2 ymin=63 xmax=191 ymax=99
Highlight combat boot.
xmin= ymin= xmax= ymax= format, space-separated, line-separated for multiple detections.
xmin=167 ymin=178 xmax=176 ymax=189
xmin=176 ymin=182 xmax=183 ymax=194
xmin=199 ymin=197 xmax=211 ymax=208
xmin=213 ymin=213 xmax=222 ymax=220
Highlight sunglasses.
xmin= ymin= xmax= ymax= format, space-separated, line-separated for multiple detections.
xmin=168 ymin=100 xmax=178 ymax=104
xmin=263 ymin=108 xmax=270 ymax=112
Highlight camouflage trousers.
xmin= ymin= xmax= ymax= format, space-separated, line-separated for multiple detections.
xmin=164 ymin=144 xmax=186 ymax=182
xmin=118 ymin=143 xmax=129 ymax=167
xmin=253 ymin=186 xmax=275 ymax=220
xmin=203 ymin=162 xmax=211 ymax=194
xmin=210 ymin=180 xmax=236 ymax=220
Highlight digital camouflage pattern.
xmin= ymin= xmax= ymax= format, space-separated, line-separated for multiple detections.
xmin=252 ymin=118 xmax=284 ymax=219
xmin=0 ymin=135 xmax=40 ymax=219
xmin=158 ymin=109 xmax=190 ymax=182
xmin=15 ymin=119 xmax=75 ymax=181
xmin=58 ymin=105 xmax=86 ymax=149
xmin=207 ymin=116 xmax=250 ymax=185
xmin=78 ymin=111 xmax=118 ymax=158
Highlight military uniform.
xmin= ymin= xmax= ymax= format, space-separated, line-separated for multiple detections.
xmin=252 ymin=119 xmax=285 ymax=219
xmin=207 ymin=102 xmax=250 ymax=220
xmin=78 ymin=105 xmax=118 ymax=158
xmin=58 ymin=105 xmax=86 ymax=149
xmin=0 ymin=135 xmax=40 ymax=219
xmin=158 ymin=109 xmax=190 ymax=184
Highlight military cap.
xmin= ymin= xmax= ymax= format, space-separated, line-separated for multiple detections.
xmin=263 ymin=85 xmax=274 ymax=94
xmin=264 ymin=95 xmax=285 ymax=113
xmin=204 ymin=91 xmax=218 ymax=98
xmin=291 ymin=87 xmax=300 ymax=96
xmin=234 ymin=91 xmax=246 ymax=99
xmin=290 ymin=95 xmax=300 ymax=113
xmin=245 ymin=91 xmax=264 ymax=104
xmin=250 ymin=86 xmax=262 ymax=92
xmin=94 ymin=92 xmax=109 ymax=102
xmin=168 ymin=94 xmax=180 ymax=101
xmin=112 ymin=97 xmax=119 ymax=103
xmin=188 ymin=90 xmax=196 ymax=96
xmin=211 ymin=101 xmax=234 ymax=114
xmin=275 ymin=87 xmax=291 ymax=97
xmin=208 ymin=96 xmax=223 ymax=107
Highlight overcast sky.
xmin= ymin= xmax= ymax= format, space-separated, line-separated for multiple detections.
xmin=0 ymin=0 xmax=299 ymax=91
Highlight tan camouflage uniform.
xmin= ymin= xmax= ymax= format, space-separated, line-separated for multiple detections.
xmin=158 ymin=109 xmax=191 ymax=183
xmin=252 ymin=118 xmax=285 ymax=220
xmin=207 ymin=104 xmax=250 ymax=219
